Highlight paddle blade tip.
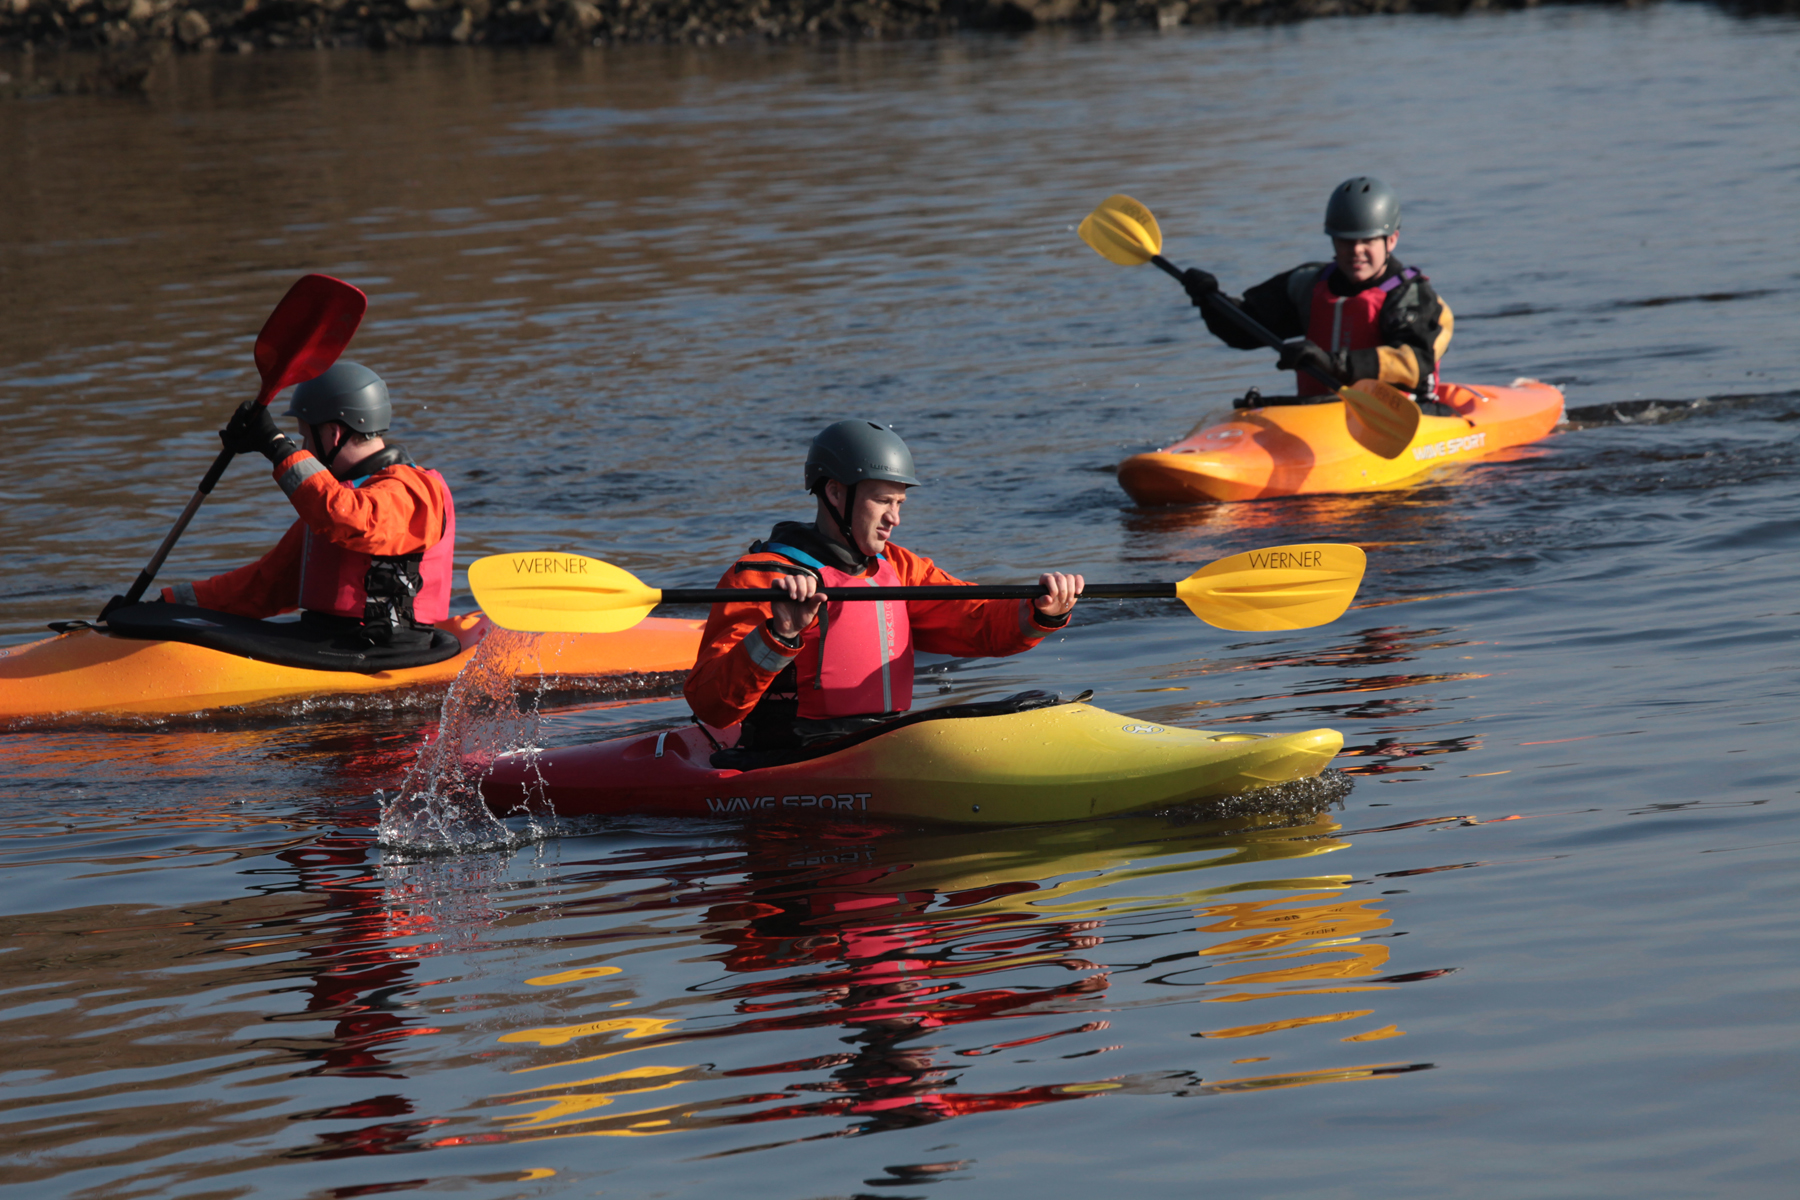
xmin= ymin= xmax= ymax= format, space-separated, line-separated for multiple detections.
xmin=467 ymin=552 xmax=660 ymax=634
xmin=1342 ymin=380 xmax=1421 ymax=460
xmin=256 ymin=273 xmax=372 ymax=393
xmin=1179 ymin=544 xmax=1367 ymax=631
xmin=1078 ymin=193 xmax=1163 ymax=266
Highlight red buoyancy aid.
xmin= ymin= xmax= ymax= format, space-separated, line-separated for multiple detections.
xmin=1298 ymin=264 xmax=1423 ymax=396
xmin=794 ymin=556 xmax=914 ymax=720
xmin=299 ymin=467 xmax=456 ymax=629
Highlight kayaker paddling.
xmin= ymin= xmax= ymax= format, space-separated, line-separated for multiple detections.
xmin=1181 ymin=177 xmax=1455 ymax=412
xmin=682 ymin=420 xmax=1084 ymax=753
xmin=160 ymin=362 xmax=457 ymax=652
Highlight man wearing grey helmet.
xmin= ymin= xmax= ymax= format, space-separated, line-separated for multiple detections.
xmin=159 ymin=361 xmax=457 ymax=649
xmin=1181 ymin=177 xmax=1453 ymax=409
xmin=683 ymin=420 xmax=1082 ymax=750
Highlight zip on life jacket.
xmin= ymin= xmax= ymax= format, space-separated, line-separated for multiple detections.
xmin=297 ymin=445 xmax=457 ymax=647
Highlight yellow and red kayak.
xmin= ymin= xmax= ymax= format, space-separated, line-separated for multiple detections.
xmin=1118 ymin=379 xmax=1564 ymax=505
xmin=0 ymin=611 xmax=701 ymax=721
xmin=482 ymin=700 xmax=1343 ymax=826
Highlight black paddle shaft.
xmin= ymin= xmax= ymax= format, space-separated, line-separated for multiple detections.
xmin=659 ymin=582 xmax=1178 ymax=604
xmin=1149 ymin=254 xmax=1344 ymax=395
xmin=109 ymin=444 xmax=238 ymax=615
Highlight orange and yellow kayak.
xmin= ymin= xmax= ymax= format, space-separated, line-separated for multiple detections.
xmin=1118 ymin=379 xmax=1564 ymax=505
xmin=0 ymin=611 xmax=701 ymax=721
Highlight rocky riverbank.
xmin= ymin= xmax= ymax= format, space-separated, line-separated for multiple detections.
xmin=1 ymin=0 xmax=1792 ymax=93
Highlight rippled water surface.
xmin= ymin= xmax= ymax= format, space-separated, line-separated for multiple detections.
xmin=4 ymin=6 xmax=1799 ymax=1196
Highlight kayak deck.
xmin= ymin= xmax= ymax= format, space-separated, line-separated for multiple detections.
xmin=482 ymin=702 xmax=1343 ymax=826
xmin=1118 ymin=379 xmax=1564 ymax=504
xmin=0 ymin=611 xmax=702 ymax=720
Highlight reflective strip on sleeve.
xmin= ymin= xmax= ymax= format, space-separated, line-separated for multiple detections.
xmin=742 ymin=626 xmax=797 ymax=674
xmin=172 ymin=581 xmax=198 ymax=607
xmin=276 ymin=454 xmax=328 ymax=498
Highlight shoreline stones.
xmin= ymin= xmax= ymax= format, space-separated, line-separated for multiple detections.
xmin=1 ymin=0 xmax=1793 ymax=87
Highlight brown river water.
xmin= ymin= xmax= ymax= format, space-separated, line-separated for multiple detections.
xmin=4 ymin=5 xmax=1800 ymax=1196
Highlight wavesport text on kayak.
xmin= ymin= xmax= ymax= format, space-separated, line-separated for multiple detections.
xmin=704 ymin=792 xmax=876 ymax=814
xmin=1412 ymin=431 xmax=1489 ymax=462
xmin=509 ymin=555 xmax=592 ymax=575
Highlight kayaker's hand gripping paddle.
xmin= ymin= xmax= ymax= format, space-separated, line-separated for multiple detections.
xmin=1077 ymin=194 xmax=1421 ymax=460
xmin=101 ymin=275 xmax=369 ymax=620
xmin=468 ymin=544 xmax=1367 ymax=635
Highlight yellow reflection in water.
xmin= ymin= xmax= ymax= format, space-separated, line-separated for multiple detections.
xmin=1197 ymin=1010 xmax=1374 ymax=1039
xmin=1199 ymin=1062 xmax=1415 ymax=1094
xmin=499 ymin=1016 xmax=679 ymax=1049
xmin=1343 ymin=1024 xmax=1407 ymax=1042
xmin=525 ymin=965 xmax=623 ymax=986
xmin=1193 ymin=892 xmax=1394 ymax=997
xmin=472 ymin=793 xmax=1416 ymax=1148
xmin=497 ymin=1065 xmax=698 ymax=1129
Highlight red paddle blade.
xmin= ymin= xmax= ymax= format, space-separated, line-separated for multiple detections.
xmin=252 ymin=274 xmax=368 ymax=405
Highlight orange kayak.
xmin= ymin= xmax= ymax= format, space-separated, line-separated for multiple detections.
xmin=0 ymin=611 xmax=701 ymax=721
xmin=1117 ymin=379 xmax=1564 ymax=504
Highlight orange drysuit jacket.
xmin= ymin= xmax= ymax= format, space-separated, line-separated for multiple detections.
xmin=164 ymin=448 xmax=450 ymax=620
xmin=683 ymin=541 xmax=1065 ymax=730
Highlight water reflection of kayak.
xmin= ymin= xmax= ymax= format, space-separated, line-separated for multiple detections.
xmin=482 ymin=697 xmax=1342 ymax=825
xmin=0 ymin=605 xmax=701 ymax=721
xmin=1118 ymin=379 xmax=1564 ymax=504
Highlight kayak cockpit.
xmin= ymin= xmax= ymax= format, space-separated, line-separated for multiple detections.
xmin=96 ymin=602 xmax=463 ymax=673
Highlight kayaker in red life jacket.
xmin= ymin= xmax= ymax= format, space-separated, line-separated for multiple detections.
xmin=1181 ymin=176 xmax=1455 ymax=411
xmin=159 ymin=362 xmax=456 ymax=649
xmin=682 ymin=420 xmax=1083 ymax=751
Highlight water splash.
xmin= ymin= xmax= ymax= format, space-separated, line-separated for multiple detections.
xmin=1153 ymin=768 xmax=1354 ymax=827
xmin=379 ymin=628 xmax=552 ymax=855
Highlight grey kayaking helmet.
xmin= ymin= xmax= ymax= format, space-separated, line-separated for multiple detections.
xmin=804 ymin=420 xmax=921 ymax=494
xmin=285 ymin=361 xmax=391 ymax=435
xmin=1324 ymin=176 xmax=1401 ymax=240
xmin=805 ymin=420 xmax=919 ymax=551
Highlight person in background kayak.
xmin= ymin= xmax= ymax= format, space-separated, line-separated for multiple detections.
xmin=1182 ymin=176 xmax=1454 ymax=410
xmin=683 ymin=420 xmax=1082 ymax=749
xmin=159 ymin=362 xmax=456 ymax=649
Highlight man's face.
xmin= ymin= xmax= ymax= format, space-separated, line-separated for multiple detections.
xmin=1332 ymin=233 xmax=1398 ymax=285
xmin=839 ymin=479 xmax=909 ymax=557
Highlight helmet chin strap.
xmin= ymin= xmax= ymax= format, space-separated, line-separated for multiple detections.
xmin=824 ymin=480 xmax=862 ymax=557
xmin=317 ymin=421 xmax=350 ymax=469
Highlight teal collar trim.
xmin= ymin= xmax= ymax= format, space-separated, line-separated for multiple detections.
xmin=764 ymin=541 xmax=885 ymax=571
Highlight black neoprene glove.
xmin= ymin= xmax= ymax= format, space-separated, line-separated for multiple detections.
xmin=220 ymin=404 xmax=300 ymax=463
xmin=1181 ymin=268 xmax=1219 ymax=309
xmin=1276 ymin=340 xmax=1350 ymax=385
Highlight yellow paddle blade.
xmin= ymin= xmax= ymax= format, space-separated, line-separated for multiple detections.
xmin=1176 ymin=543 xmax=1367 ymax=632
xmin=1341 ymin=379 xmax=1422 ymax=460
xmin=1077 ymin=193 xmax=1164 ymax=266
xmin=468 ymin=552 xmax=662 ymax=633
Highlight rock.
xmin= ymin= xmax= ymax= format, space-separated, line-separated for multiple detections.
xmin=173 ymin=6 xmax=206 ymax=39
xmin=0 ymin=0 xmax=1769 ymax=59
